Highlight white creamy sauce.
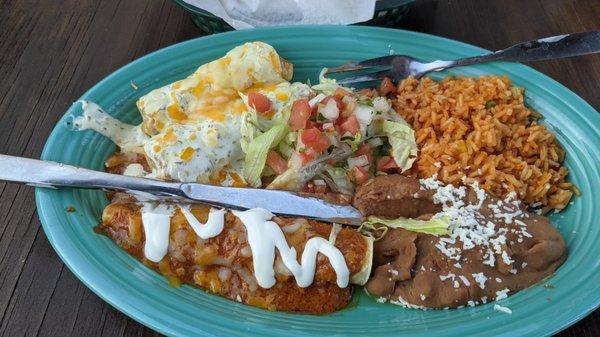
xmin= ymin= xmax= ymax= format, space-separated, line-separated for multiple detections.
xmin=73 ymin=100 xmax=149 ymax=151
xmin=179 ymin=205 xmax=225 ymax=239
xmin=140 ymin=203 xmax=175 ymax=262
xmin=232 ymin=208 xmax=349 ymax=289
xmin=122 ymin=163 xmax=147 ymax=177
xmin=73 ymin=100 xmax=244 ymax=183
xmin=144 ymin=119 xmax=244 ymax=183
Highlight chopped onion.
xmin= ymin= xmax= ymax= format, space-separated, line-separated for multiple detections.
xmin=274 ymin=256 xmax=292 ymax=276
xmin=236 ymin=266 xmax=258 ymax=291
xmin=309 ymin=93 xmax=327 ymax=108
xmin=355 ymin=105 xmax=375 ymax=126
xmin=313 ymin=179 xmax=327 ymax=186
xmin=288 ymin=152 xmax=302 ymax=170
xmin=322 ymin=122 xmax=334 ymax=131
xmin=368 ymin=137 xmax=383 ymax=147
xmin=373 ymin=97 xmax=391 ymax=112
xmin=318 ymin=99 xmax=339 ymax=120
xmin=218 ymin=267 xmax=232 ymax=281
xmin=240 ymin=245 xmax=252 ymax=257
xmin=328 ymin=223 xmax=342 ymax=244
xmin=282 ymin=219 xmax=306 ymax=233
xmin=347 ymin=154 xmax=369 ymax=168
xmin=326 ymin=133 xmax=339 ymax=147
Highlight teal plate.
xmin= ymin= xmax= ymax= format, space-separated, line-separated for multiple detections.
xmin=36 ymin=26 xmax=600 ymax=336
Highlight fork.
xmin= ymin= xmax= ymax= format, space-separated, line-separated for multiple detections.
xmin=327 ymin=30 xmax=600 ymax=85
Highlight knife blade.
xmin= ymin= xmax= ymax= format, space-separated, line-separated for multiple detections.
xmin=0 ymin=154 xmax=363 ymax=225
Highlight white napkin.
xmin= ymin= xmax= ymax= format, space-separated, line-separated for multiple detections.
xmin=182 ymin=0 xmax=376 ymax=29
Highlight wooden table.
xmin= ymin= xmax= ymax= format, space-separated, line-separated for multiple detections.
xmin=0 ymin=0 xmax=598 ymax=336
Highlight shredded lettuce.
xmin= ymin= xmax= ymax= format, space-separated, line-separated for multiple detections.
xmin=239 ymin=92 xmax=292 ymax=153
xmin=380 ymin=119 xmax=417 ymax=172
xmin=324 ymin=165 xmax=354 ymax=195
xmin=342 ymin=133 xmax=362 ymax=151
xmin=242 ymin=124 xmax=289 ymax=187
xmin=361 ymin=216 xmax=451 ymax=238
xmin=268 ymin=147 xmax=351 ymax=191
xmin=311 ymin=68 xmax=342 ymax=95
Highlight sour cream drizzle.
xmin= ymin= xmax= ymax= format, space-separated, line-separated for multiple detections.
xmin=140 ymin=203 xmax=175 ymax=262
xmin=138 ymin=205 xmax=350 ymax=289
xmin=179 ymin=205 xmax=225 ymax=239
xmin=232 ymin=208 xmax=349 ymax=289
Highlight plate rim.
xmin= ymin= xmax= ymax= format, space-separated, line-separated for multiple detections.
xmin=36 ymin=25 xmax=600 ymax=337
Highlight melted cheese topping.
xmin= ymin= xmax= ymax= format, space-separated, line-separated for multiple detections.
xmin=137 ymin=42 xmax=292 ymax=135
xmin=232 ymin=208 xmax=349 ymax=288
xmin=75 ymin=42 xmax=299 ymax=185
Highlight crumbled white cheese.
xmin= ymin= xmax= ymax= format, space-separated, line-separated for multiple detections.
xmin=472 ymin=272 xmax=487 ymax=289
xmin=501 ymin=251 xmax=514 ymax=265
xmin=419 ymin=176 xmax=532 ymax=271
xmin=440 ymin=273 xmax=456 ymax=281
xmin=494 ymin=304 xmax=512 ymax=314
xmin=390 ymin=296 xmax=428 ymax=310
xmin=495 ymin=288 xmax=510 ymax=300
xmin=459 ymin=275 xmax=471 ymax=286
xmin=453 ymin=280 xmax=460 ymax=288
xmin=495 ymin=277 xmax=502 ymax=283
xmin=420 ymin=294 xmax=426 ymax=301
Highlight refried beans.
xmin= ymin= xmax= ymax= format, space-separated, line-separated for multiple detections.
xmin=354 ymin=175 xmax=566 ymax=308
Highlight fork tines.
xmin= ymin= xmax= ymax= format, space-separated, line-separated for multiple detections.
xmin=325 ymin=55 xmax=397 ymax=85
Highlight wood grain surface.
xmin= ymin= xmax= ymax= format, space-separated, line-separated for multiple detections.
xmin=0 ymin=0 xmax=598 ymax=336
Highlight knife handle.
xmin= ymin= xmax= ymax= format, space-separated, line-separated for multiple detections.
xmin=0 ymin=154 xmax=182 ymax=198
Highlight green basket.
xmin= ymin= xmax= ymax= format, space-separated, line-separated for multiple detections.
xmin=171 ymin=0 xmax=415 ymax=34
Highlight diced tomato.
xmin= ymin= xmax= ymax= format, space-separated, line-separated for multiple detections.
xmin=357 ymin=88 xmax=378 ymax=98
xmin=313 ymin=182 xmax=328 ymax=193
xmin=338 ymin=115 xmax=360 ymax=136
xmin=248 ymin=92 xmax=271 ymax=114
xmin=378 ymin=77 xmax=397 ymax=96
xmin=299 ymin=149 xmax=316 ymax=166
xmin=334 ymin=87 xmax=351 ymax=98
xmin=266 ymin=151 xmax=288 ymax=175
xmin=377 ymin=156 xmax=399 ymax=172
xmin=347 ymin=165 xmax=369 ymax=185
xmin=322 ymin=95 xmax=344 ymax=111
xmin=289 ymin=99 xmax=312 ymax=131
xmin=354 ymin=143 xmax=372 ymax=165
xmin=301 ymin=128 xmax=330 ymax=153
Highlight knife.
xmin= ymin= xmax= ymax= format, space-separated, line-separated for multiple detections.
xmin=0 ymin=154 xmax=363 ymax=226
